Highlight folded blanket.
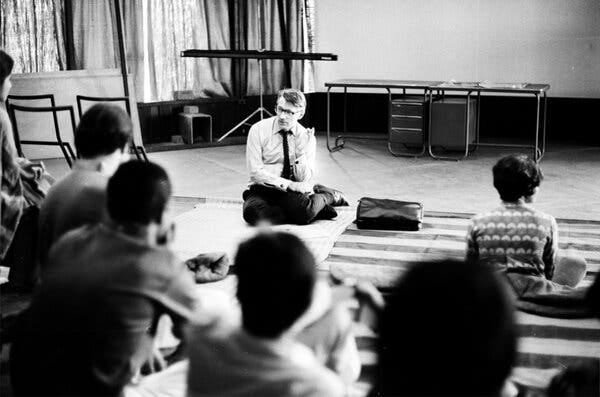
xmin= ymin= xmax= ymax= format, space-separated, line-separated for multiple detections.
xmin=506 ymin=273 xmax=591 ymax=318
xmin=185 ymin=252 xmax=230 ymax=284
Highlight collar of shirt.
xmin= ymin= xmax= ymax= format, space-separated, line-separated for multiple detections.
xmin=271 ymin=119 xmax=300 ymax=137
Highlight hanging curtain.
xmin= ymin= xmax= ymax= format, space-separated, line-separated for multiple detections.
xmin=147 ymin=0 xmax=231 ymax=101
xmin=303 ymin=0 xmax=316 ymax=92
xmin=236 ymin=0 xmax=306 ymax=96
xmin=0 ymin=0 xmax=67 ymax=73
xmin=70 ymin=0 xmax=119 ymax=69
xmin=68 ymin=0 xmax=146 ymax=101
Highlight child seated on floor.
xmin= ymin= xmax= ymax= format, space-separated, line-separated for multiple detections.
xmin=186 ymin=231 xmax=360 ymax=397
xmin=466 ymin=154 xmax=587 ymax=288
xmin=371 ymin=259 xmax=517 ymax=397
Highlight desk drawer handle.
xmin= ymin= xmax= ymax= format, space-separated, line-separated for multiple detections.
xmin=391 ymin=115 xmax=422 ymax=119
xmin=391 ymin=127 xmax=422 ymax=132
xmin=392 ymin=102 xmax=423 ymax=106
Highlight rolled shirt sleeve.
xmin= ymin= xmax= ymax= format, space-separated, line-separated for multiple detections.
xmin=293 ymin=127 xmax=316 ymax=183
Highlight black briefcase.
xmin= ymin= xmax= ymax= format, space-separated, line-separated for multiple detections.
xmin=355 ymin=197 xmax=423 ymax=231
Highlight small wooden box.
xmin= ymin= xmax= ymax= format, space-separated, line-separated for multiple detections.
xmin=178 ymin=113 xmax=212 ymax=144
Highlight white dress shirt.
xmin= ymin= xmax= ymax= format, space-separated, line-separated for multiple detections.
xmin=246 ymin=117 xmax=316 ymax=191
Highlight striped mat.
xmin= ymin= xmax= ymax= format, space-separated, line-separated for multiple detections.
xmin=329 ymin=211 xmax=600 ymax=394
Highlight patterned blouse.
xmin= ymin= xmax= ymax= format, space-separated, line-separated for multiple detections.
xmin=466 ymin=202 xmax=558 ymax=279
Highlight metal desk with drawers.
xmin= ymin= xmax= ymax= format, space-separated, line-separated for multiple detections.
xmin=324 ymin=79 xmax=442 ymax=157
xmin=325 ymin=79 xmax=550 ymax=161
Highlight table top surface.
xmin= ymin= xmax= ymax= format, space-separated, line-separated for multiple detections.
xmin=325 ymin=79 xmax=550 ymax=93
xmin=432 ymin=82 xmax=550 ymax=93
xmin=325 ymin=79 xmax=442 ymax=88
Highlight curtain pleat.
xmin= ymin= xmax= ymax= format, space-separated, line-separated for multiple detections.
xmin=69 ymin=0 xmax=145 ymax=101
xmin=1 ymin=0 xmax=66 ymax=73
xmin=238 ymin=0 xmax=309 ymax=96
xmin=146 ymin=0 xmax=231 ymax=101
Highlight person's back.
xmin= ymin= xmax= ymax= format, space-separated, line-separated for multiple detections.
xmin=187 ymin=232 xmax=345 ymax=397
xmin=467 ymin=154 xmax=586 ymax=287
xmin=11 ymin=161 xmax=197 ymax=397
xmin=38 ymin=103 xmax=131 ymax=268
xmin=468 ymin=202 xmax=557 ymax=278
xmin=38 ymin=168 xmax=108 ymax=264
xmin=187 ymin=316 xmax=343 ymax=397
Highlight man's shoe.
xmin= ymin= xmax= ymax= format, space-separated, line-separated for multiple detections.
xmin=313 ymin=184 xmax=349 ymax=206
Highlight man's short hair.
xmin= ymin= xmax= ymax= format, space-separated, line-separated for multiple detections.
xmin=376 ymin=259 xmax=516 ymax=396
xmin=75 ymin=104 xmax=132 ymax=159
xmin=236 ymin=232 xmax=316 ymax=338
xmin=277 ymin=88 xmax=306 ymax=109
xmin=107 ymin=160 xmax=171 ymax=225
xmin=493 ymin=154 xmax=543 ymax=202
xmin=0 ymin=50 xmax=14 ymax=86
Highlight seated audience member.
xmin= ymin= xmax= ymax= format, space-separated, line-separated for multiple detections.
xmin=546 ymin=273 xmax=600 ymax=397
xmin=587 ymin=272 xmax=600 ymax=317
xmin=547 ymin=361 xmax=599 ymax=397
xmin=0 ymin=49 xmax=54 ymax=291
xmin=372 ymin=259 xmax=517 ymax=397
xmin=187 ymin=232 xmax=354 ymax=397
xmin=243 ymin=88 xmax=348 ymax=226
xmin=0 ymin=50 xmax=24 ymax=264
xmin=467 ymin=154 xmax=587 ymax=287
xmin=38 ymin=103 xmax=132 ymax=270
xmin=10 ymin=161 xmax=198 ymax=397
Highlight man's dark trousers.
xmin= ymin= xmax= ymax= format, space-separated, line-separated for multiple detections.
xmin=242 ymin=185 xmax=334 ymax=225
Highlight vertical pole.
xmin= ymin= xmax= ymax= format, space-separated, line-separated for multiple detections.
xmin=259 ymin=58 xmax=264 ymax=119
xmin=534 ymin=94 xmax=541 ymax=161
xmin=113 ymin=0 xmax=129 ymax=97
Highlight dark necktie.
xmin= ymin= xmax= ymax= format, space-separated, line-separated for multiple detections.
xmin=279 ymin=130 xmax=295 ymax=181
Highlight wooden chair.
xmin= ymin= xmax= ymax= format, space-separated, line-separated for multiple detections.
xmin=76 ymin=95 xmax=148 ymax=162
xmin=7 ymin=95 xmax=76 ymax=167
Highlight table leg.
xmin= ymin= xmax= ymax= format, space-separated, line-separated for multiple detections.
xmin=343 ymin=87 xmax=347 ymax=134
xmin=541 ymin=91 xmax=548 ymax=160
xmin=427 ymin=89 xmax=435 ymax=158
xmin=534 ymin=93 xmax=541 ymax=161
xmin=472 ymin=90 xmax=481 ymax=154
xmin=326 ymin=87 xmax=336 ymax=152
xmin=463 ymin=91 xmax=472 ymax=158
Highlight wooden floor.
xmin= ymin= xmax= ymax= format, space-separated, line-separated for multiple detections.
xmin=44 ymin=136 xmax=600 ymax=220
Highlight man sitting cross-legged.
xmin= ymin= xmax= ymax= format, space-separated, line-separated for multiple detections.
xmin=243 ymin=88 xmax=348 ymax=226
xmin=38 ymin=103 xmax=132 ymax=272
xmin=187 ymin=231 xmax=360 ymax=397
xmin=10 ymin=160 xmax=198 ymax=397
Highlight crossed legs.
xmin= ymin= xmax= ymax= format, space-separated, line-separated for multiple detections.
xmin=242 ymin=185 xmax=339 ymax=226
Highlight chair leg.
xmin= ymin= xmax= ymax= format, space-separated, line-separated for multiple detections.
xmin=137 ymin=146 xmax=149 ymax=162
xmin=131 ymin=146 xmax=142 ymax=161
